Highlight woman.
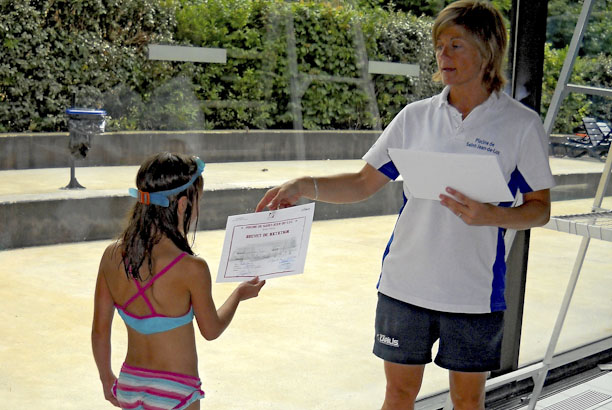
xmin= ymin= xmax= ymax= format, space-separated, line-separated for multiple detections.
xmin=92 ymin=152 xmax=265 ymax=409
xmin=255 ymin=1 xmax=554 ymax=409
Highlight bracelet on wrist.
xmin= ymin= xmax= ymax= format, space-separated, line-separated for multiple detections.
xmin=311 ymin=176 xmax=319 ymax=201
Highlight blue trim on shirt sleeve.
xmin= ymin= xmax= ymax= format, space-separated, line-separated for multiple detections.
xmin=508 ymin=167 xmax=533 ymax=195
xmin=379 ymin=161 xmax=400 ymax=180
xmin=499 ymin=167 xmax=533 ymax=208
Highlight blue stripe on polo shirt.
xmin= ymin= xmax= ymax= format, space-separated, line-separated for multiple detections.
xmin=490 ymin=167 xmax=533 ymax=311
xmin=490 ymin=228 xmax=507 ymax=311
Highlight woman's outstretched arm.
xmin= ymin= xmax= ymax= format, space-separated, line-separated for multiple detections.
xmin=256 ymin=163 xmax=391 ymax=211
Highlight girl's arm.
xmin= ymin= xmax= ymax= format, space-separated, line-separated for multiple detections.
xmin=188 ymin=258 xmax=265 ymax=341
xmin=91 ymin=249 xmax=120 ymax=407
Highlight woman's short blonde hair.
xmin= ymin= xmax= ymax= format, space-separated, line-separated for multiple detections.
xmin=432 ymin=0 xmax=507 ymax=93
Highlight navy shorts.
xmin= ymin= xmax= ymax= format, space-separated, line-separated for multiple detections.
xmin=373 ymin=292 xmax=504 ymax=372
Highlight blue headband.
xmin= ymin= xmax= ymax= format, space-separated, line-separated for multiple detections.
xmin=129 ymin=157 xmax=205 ymax=207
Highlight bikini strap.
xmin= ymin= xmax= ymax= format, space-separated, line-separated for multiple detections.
xmin=139 ymin=252 xmax=188 ymax=291
xmin=121 ymin=252 xmax=188 ymax=312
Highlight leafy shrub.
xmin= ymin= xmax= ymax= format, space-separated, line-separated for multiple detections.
xmin=0 ymin=0 xmax=176 ymax=132
xmin=168 ymin=0 xmax=439 ymax=130
xmin=11 ymin=0 xmax=608 ymax=133
xmin=541 ymin=44 xmax=612 ymax=133
xmin=291 ymin=2 xmax=373 ymax=129
xmin=1 ymin=0 xmax=442 ymax=132
xmin=173 ymin=0 xmax=287 ymax=129
xmin=355 ymin=0 xmax=511 ymax=17
xmin=546 ymin=0 xmax=612 ymax=57
xmin=364 ymin=8 xmax=441 ymax=126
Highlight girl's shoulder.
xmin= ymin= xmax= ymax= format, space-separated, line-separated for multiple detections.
xmin=99 ymin=241 xmax=123 ymax=273
xmin=104 ymin=240 xmax=123 ymax=258
xmin=168 ymin=253 xmax=212 ymax=293
xmin=179 ymin=253 xmax=211 ymax=278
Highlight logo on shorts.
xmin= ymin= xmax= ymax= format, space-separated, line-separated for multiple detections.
xmin=377 ymin=333 xmax=399 ymax=348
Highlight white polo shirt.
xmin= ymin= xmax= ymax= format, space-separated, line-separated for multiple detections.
xmin=363 ymin=87 xmax=555 ymax=313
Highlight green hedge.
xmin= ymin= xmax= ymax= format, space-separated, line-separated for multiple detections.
xmin=1 ymin=0 xmax=441 ymax=132
xmin=365 ymin=8 xmax=440 ymax=126
xmin=169 ymin=0 xmax=439 ymax=130
xmin=2 ymin=0 xmax=610 ymax=134
xmin=541 ymin=44 xmax=612 ymax=133
xmin=0 ymin=0 xmax=177 ymax=132
xmin=173 ymin=0 xmax=290 ymax=130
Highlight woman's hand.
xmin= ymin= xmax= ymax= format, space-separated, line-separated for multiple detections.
xmin=256 ymin=180 xmax=302 ymax=212
xmin=439 ymin=187 xmax=495 ymax=226
xmin=440 ymin=186 xmax=551 ymax=229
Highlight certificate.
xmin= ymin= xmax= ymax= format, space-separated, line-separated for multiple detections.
xmin=216 ymin=203 xmax=315 ymax=282
xmin=388 ymin=149 xmax=514 ymax=203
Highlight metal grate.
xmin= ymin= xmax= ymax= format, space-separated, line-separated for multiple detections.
xmin=544 ymin=211 xmax=612 ymax=240
xmin=541 ymin=390 xmax=612 ymax=410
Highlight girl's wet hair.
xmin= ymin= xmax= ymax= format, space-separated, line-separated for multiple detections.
xmin=120 ymin=152 xmax=203 ymax=281
xmin=432 ymin=0 xmax=507 ymax=93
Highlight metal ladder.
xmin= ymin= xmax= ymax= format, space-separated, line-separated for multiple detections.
xmin=528 ymin=0 xmax=612 ymax=408
xmin=543 ymin=0 xmax=612 ymax=137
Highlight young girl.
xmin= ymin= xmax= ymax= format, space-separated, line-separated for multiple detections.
xmin=92 ymin=152 xmax=265 ymax=409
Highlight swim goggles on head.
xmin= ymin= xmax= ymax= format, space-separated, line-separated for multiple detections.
xmin=129 ymin=157 xmax=205 ymax=207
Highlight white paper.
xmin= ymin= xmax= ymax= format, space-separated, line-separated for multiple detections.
xmin=216 ymin=203 xmax=315 ymax=282
xmin=388 ymin=149 xmax=514 ymax=203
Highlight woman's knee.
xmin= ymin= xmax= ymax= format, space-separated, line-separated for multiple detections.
xmin=385 ymin=379 xmax=420 ymax=402
xmin=383 ymin=362 xmax=424 ymax=405
xmin=449 ymin=371 xmax=486 ymax=410
xmin=450 ymin=390 xmax=485 ymax=410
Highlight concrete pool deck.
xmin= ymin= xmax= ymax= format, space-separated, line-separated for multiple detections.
xmin=1 ymin=156 xmax=612 ymax=409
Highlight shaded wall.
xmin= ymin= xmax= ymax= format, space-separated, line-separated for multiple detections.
xmin=0 ymin=130 xmax=381 ymax=170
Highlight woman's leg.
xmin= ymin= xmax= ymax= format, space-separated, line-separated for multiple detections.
xmin=381 ymin=361 xmax=425 ymax=410
xmin=449 ymin=370 xmax=487 ymax=410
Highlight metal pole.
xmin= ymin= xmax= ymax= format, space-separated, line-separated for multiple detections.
xmin=494 ymin=0 xmax=549 ymax=378
xmin=542 ymin=0 xmax=596 ymax=136
xmin=63 ymin=156 xmax=85 ymax=189
xmin=527 ymin=236 xmax=591 ymax=409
